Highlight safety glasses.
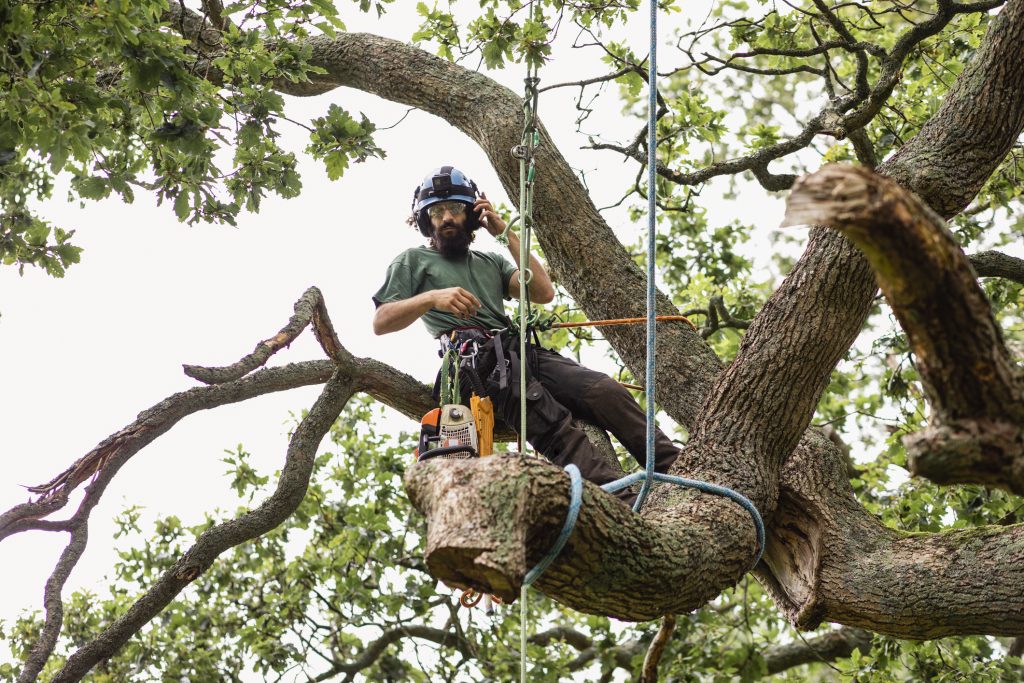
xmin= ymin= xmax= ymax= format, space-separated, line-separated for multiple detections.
xmin=426 ymin=201 xmax=467 ymax=219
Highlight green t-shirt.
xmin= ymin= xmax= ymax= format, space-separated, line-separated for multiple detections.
xmin=373 ymin=246 xmax=517 ymax=338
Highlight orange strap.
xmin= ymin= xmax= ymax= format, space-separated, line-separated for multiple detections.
xmin=549 ymin=315 xmax=695 ymax=331
xmin=460 ymin=589 xmax=483 ymax=608
xmin=460 ymin=588 xmax=503 ymax=609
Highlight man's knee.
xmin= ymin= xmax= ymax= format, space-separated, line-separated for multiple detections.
xmin=581 ymin=374 xmax=638 ymax=412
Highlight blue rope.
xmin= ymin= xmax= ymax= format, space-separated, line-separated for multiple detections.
xmin=524 ymin=464 xmax=583 ymax=586
xmin=634 ymin=0 xmax=659 ymax=513
xmin=604 ymin=472 xmax=765 ymax=566
xmin=524 ymin=466 xmax=765 ymax=588
xmin=517 ymin=6 xmax=763 ymax=666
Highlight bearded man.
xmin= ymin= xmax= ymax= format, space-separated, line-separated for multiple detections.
xmin=372 ymin=166 xmax=677 ymax=505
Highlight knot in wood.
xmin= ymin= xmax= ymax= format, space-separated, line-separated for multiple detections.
xmin=175 ymin=565 xmax=201 ymax=582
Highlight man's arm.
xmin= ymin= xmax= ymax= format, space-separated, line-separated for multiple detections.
xmin=504 ymin=229 xmax=555 ymax=304
xmin=475 ymin=194 xmax=555 ymax=304
xmin=373 ymin=288 xmax=483 ymax=335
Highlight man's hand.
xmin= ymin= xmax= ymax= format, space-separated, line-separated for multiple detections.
xmin=474 ymin=192 xmax=507 ymax=237
xmin=373 ymin=287 xmax=481 ymax=335
xmin=432 ymin=287 xmax=481 ymax=319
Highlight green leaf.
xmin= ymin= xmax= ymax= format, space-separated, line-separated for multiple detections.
xmin=173 ymin=192 xmax=190 ymax=221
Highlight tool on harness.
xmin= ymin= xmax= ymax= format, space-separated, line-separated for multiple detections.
xmin=416 ymin=334 xmax=497 ymax=462
xmin=416 ymin=403 xmax=479 ymax=462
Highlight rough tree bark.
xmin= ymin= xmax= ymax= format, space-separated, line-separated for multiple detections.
xmin=784 ymin=165 xmax=1024 ymax=491
xmin=7 ymin=1 xmax=1024 ymax=679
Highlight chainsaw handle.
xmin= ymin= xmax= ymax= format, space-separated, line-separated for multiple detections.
xmin=417 ymin=445 xmax=480 ymax=462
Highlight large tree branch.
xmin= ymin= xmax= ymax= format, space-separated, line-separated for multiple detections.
xmin=184 ymin=286 xmax=349 ymax=383
xmin=970 ymin=250 xmax=1024 ymax=284
xmin=764 ymin=627 xmax=872 ymax=674
xmin=784 ymin=164 xmax=1023 ymax=491
xmin=49 ymin=371 xmax=355 ymax=683
xmin=407 ymin=456 xmax=761 ymax=620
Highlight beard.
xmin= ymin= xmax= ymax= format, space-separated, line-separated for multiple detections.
xmin=434 ymin=221 xmax=473 ymax=257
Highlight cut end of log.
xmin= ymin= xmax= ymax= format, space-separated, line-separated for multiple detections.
xmin=780 ymin=164 xmax=877 ymax=230
xmin=425 ymin=546 xmax=520 ymax=602
xmin=405 ymin=456 xmax=538 ymax=601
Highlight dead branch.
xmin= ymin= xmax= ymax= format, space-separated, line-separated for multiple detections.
xmin=184 ymin=286 xmax=349 ymax=384
xmin=46 ymin=371 xmax=354 ymax=683
xmin=639 ymin=614 xmax=677 ymax=683
xmin=3 ymin=360 xmax=334 ymax=535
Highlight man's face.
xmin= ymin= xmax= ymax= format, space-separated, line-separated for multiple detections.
xmin=428 ymin=201 xmax=472 ymax=257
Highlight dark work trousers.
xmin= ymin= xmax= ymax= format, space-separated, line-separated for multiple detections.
xmin=450 ymin=333 xmax=679 ymax=506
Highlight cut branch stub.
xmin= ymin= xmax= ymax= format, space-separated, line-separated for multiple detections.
xmin=783 ymin=164 xmax=1024 ymax=491
xmin=405 ymin=455 xmax=759 ymax=621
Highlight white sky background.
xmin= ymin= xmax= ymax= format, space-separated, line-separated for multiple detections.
xmin=0 ymin=0 xmax=796 ymax=674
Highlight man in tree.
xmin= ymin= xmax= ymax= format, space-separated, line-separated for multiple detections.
xmin=371 ymin=166 xmax=678 ymax=504
xmin=9 ymin=1 xmax=1024 ymax=678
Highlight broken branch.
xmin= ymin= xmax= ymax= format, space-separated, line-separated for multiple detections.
xmin=783 ymin=164 xmax=1024 ymax=492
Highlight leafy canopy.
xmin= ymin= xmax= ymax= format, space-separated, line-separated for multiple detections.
xmin=3 ymin=0 xmax=1023 ymax=680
